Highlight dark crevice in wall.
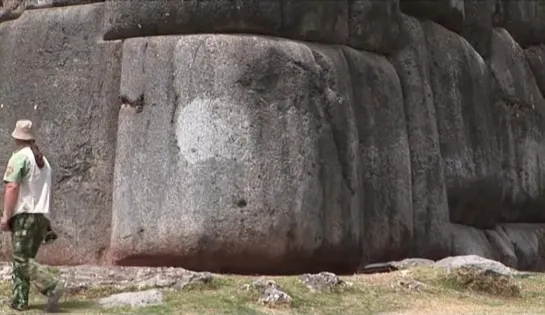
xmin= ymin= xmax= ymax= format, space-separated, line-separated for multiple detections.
xmin=168 ymin=45 xmax=178 ymax=124
xmin=168 ymin=40 xmax=181 ymax=155
xmin=339 ymin=47 xmax=363 ymax=265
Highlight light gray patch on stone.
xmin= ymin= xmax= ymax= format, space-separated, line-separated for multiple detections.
xmin=176 ymin=97 xmax=253 ymax=164
xmin=98 ymin=289 xmax=164 ymax=309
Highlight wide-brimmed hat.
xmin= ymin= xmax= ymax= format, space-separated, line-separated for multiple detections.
xmin=11 ymin=119 xmax=36 ymax=141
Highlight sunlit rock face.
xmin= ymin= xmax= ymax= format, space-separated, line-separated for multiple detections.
xmin=0 ymin=0 xmax=544 ymax=274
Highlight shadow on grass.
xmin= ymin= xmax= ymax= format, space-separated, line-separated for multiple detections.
xmin=131 ymin=303 xmax=267 ymax=315
xmin=29 ymin=300 xmax=97 ymax=313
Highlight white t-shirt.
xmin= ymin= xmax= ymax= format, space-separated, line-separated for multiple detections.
xmin=3 ymin=146 xmax=52 ymax=218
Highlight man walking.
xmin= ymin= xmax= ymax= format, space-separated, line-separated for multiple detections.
xmin=0 ymin=120 xmax=64 ymax=312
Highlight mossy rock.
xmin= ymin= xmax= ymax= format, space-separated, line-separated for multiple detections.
xmin=450 ymin=266 xmax=521 ymax=298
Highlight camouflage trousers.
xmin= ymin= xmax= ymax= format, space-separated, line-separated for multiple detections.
xmin=10 ymin=213 xmax=58 ymax=309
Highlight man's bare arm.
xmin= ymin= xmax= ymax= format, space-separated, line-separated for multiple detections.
xmin=3 ymin=182 xmax=19 ymax=219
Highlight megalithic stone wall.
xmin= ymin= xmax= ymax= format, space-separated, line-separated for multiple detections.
xmin=0 ymin=1 xmax=119 ymax=265
xmin=0 ymin=0 xmax=544 ymax=273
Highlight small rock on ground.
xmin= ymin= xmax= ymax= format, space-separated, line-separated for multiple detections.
xmin=360 ymin=258 xmax=435 ymax=274
xmin=98 ymin=289 xmax=164 ymax=308
xmin=359 ymin=262 xmax=398 ymax=274
xmin=391 ymin=258 xmax=435 ymax=270
xmin=173 ymin=271 xmax=214 ymax=290
xmin=453 ymin=266 xmax=521 ymax=297
xmin=243 ymin=277 xmax=292 ymax=306
xmin=396 ymin=279 xmax=426 ymax=291
xmin=0 ymin=262 xmax=216 ymax=292
xmin=434 ymin=255 xmax=517 ymax=276
xmin=136 ymin=270 xmax=214 ymax=290
xmin=433 ymin=256 xmax=522 ymax=298
xmin=300 ymin=272 xmax=351 ymax=292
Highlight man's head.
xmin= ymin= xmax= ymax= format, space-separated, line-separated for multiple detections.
xmin=10 ymin=119 xmax=45 ymax=168
xmin=11 ymin=119 xmax=35 ymax=146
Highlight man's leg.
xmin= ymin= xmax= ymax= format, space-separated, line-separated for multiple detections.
xmin=10 ymin=214 xmax=34 ymax=311
xmin=26 ymin=215 xmax=64 ymax=312
xmin=28 ymin=258 xmax=59 ymax=295
xmin=10 ymin=214 xmax=62 ymax=311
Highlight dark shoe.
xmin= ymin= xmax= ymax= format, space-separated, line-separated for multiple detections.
xmin=43 ymin=230 xmax=58 ymax=245
xmin=9 ymin=302 xmax=29 ymax=311
xmin=45 ymin=281 xmax=65 ymax=312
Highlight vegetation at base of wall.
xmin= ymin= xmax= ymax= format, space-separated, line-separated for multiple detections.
xmin=0 ymin=266 xmax=543 ymax=314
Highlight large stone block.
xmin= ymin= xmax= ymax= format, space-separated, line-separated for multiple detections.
xmin=343 ymin=47 xmax=412 ymax=264
xmin=102 ymin=0 xmax=403 ymax=54
xmin=0 ymin=3 xmax=120 ymax=265
xmin=110 ymin=34 xmax=361 ymax=274
xmin=484 ymin=226 xmax=517 ymax=268
xmin=399 ymin=0 xmax=545 ymax=56
xmin=103 ymin=0 xmax=282 ymax=40
xmin=282 ymin=0 xmax=348 ymax=45
xmin=0 ymin=0 xmax=99 ymax=23
xmin=0 ymin=0 xmax=25 ymax=23
xmin=449 ymin=223 xmax=545 ymax=271
xmin=25 ymin=0 xmax=102 ymax=9
xmin=415 ymin=21 xmax=545 ymax=243
xmin=501 ymin=224 xmax=545 ymax=271
xmin=399 ymin=0 xmax=465 ymax=33
xmin=497 ymin=0 xmax=545 ymax=48
xmin=423 ymin=21 xmax=500 ymax=228
xmin=450 ymin=223 xmax=497 ymax=261
xmin=460 ymin=0 xmax=495 ymax=58
xmin=348 ymin=0 xmax=402 ymax=54
xmin=1 ymin=0 xmax=544 ymax=274
xmin=389 ymin=14 xmax=450 ymax=259
xmin=488 ymin=29 xmax=545 ymax=223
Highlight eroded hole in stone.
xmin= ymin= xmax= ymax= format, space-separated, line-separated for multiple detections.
xmin=236 ymin=199 xmax=247 ymax=208
xmin=120 ymin=94 xmax=145 ymax=113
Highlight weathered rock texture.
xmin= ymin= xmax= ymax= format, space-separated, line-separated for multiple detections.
xmin=0 ymin=0 xmax=544 ymax=274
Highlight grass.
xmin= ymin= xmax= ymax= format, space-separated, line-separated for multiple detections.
xmin=0 ymin=267 xmax=544 ymax=314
